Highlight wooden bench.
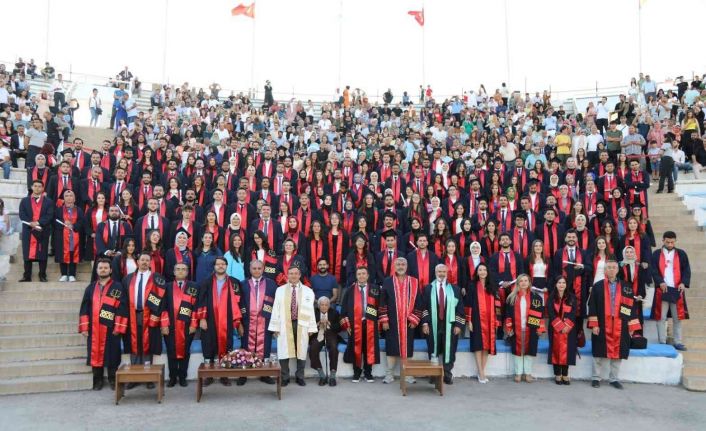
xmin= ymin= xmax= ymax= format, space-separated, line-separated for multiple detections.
xmin=115 ymin=364 xmax=165 ymax=405
xmin=196 ymin=363 xmax=282 ymax=402
xmin=400 ymin=359 xmax=444 ymax=396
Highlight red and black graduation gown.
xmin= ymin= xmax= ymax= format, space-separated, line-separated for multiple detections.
xmin=465 ymin=281 xmax=500 ymax=354
xmin=537 ymin=221 xmax=563 ymax=260
xmin=624 ymin=170 xmax=650 ymax=217
xmin=327 ymin=230 xmax=349 ymax=284
xmin=406 ymin=250 xmax=438 ymax=289
xmin=78 ymin=280 xmax=127 ymax=369
xmin=503 ymin=290 xmax=545 ymax=356
xmin=197 ymin=275 xmax=243 ymax=360
xmin=164 ymin=247 xmax=195 ymax=282
xmin=340 ymin=282 xmax=381 ymax=368
xmin=511 ymin=228 xmax=533 ymax=259
xmin=162 ymin=280 xmax=199 ymax=362
xmin=345 ymin=251 xmax=376 ymax=287
xmin=275 ymin=253 xmax=308 ymax=285
xmin=588 ymin=279 xmax=641 ymax=359
xmin=27 ymin=166 xmax=50 ymax=192
xmin=547 ymin=294 xmax=577 ymax=366
xmin=650 ymin=248 xmax=691 ymax=321
xmin=86 ymin=208 xmax=109 ymax=259
xmin=553 ymin=247 xmax=590 ymax=324
xmin=489 ymin=250 xmax=524 ymax=306
xmin=620 ymin=232 xmax=650 ymax=266
xmin=54 ymin=205 xmax=84 ymax=264
xmin=239 ymin=278 xmax=277 ymax=359
xmin=19 ymin=195 xmax=54 ymax=261
xmin=306 ymin=237 xmax=328 ymax=277
xmin=122 ymin=272 xmax=168 ymax=356
xmin=621 ymin=262 xmax=648 ymax=331
xmin=379 ymin=275 xmax=422 ymax=357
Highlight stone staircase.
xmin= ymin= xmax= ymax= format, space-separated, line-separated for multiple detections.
xmin=648 ymin=189 xmax=706 ymax=391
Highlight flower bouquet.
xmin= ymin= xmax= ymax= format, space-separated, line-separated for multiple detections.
xmin=218 ymin=349 xmax=264 ymax=369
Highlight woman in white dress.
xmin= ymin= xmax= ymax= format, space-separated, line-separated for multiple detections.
xmin=591 ymin=236 xmax=614 ymax=285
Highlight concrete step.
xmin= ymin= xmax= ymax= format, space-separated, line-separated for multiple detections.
xmin=0 ymin=310 xmax=76 ymax=324
xmin=0 ymin=333 xmax=84 ymax=350
xmin=0 ymin=289 xmax=84 ymax=302
xmin=0 ymin=359 xmax=89 ymax=379
xmin=0 ymin=322 xmax=76 ymax=336
xmin=0 ymin=300 xmax=79 ymax=312
xmin=683 ymin=350 xmax=706 ymax=363
xmin=684 ymin=336 xmax=706 ymax=349
xmin=683 ymin=376 xmax=706 ymax=392
xmin=0 ymin=373 xmax=92 ymax=396
xmin=0 ymin=192 xmax=27 ymax=213
xmin=0 ymin=345 xmax=85 ymax=363
xmin=0 ymin=179 xmax=27 ymax=195
xmin=9 ymin=169 xmax=26 ymax=182
xmin=6 ymin=262 xmax=94 ymax=277
xmin=0 ymin=282 xmax=86 ymax=293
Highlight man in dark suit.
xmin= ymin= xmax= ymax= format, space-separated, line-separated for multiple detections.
xmin=107 ymin=166 xmax=133 ymax=206
xmin=309 ymin=296 xmax=341 ymax=386
xmin=489 ymin=233 xmax=526 ymax=309
xmin=95 ymin=206 xmax=133 ymax=259
xmin=135 ymin=198 xmax=170 ymax=251
xmin=46 ymin=161 xmax=80 ymax=206
xmin=70 ymin=137 xmax=91 ymax=174
xmin=237 ymin=260 xmax=278 ymax=386
xmin=80 ymin=166 xmax=106 ymax=210
xmin=9 ymin=124 xmax=28 ymax=168
xmin=19 ymin=180 xmax=54 ymax=282
xmin=248 ymin=203 xmax=282 ymax=251
xmin=80 ymin=152 xmax=110 ymax=181
xmin=406 ymin=233 xmax=439 ymax=289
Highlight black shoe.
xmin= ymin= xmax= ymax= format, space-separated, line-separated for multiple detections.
xmin=610 ymin=381 xmax=624 ymax=390
xmin=259 ymin=376 xmax=275 ymax=384
xmin=318 ymin=377 xmax=328 ymax=386
xmin=296 ymin=377 xmax=306 ymax=386
xmin=126 ymin=382 xmax=139 ymax=390
xmin=179 ymin=377 xmax=188 ymax=387
xmin=281 ymin=379 xmax=290 ymax=387
xmin=656 ymin=190 xmax=664 ymax=194
xmin=109 ymin=379 xmax=116 ymax=390
xmin=18 ymin=277 xmax=31 ymax=282
xmin=329 ymin=378 xmax=337 ymax=387
xmin=145 ymin=382 xmax=155 ymax=389
xmin=591 ymin=380 xmax=600 ymax=388
xmin=92 ymin=379 xmax=104 ymax=391
xmin=39 ymin=275 xmax=48 ymax=282
xmin=220 ymin=377 xmax=231 ymax=386
xmin=352 ymin=373 xmax=361 ymax=383
xmin=563 ymin=379 xmax=571 ymax=386
xmin=236 ymin=377 xmax=247 ymax=386
xmin=364 ymin=374 xmax=374 ymax=383
xmin=203 ymin=377 xmax=214 ymax=386
xmin=167 ymin=377 xmax=177 ymax=387
xmin=444 ymin=376 xmax=453 ymax=385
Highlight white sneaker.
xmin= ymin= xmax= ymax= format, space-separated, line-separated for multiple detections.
xmin=68 ymin=276 xmax=77 ymax=282
xmin=382 ymin=374 xmax=394 ymax=384
xmin=59 ymin=275 xmax=68 ymax=282
xmin=477 ymin=376 xmax=489 ymax=384
xmin=405 ymin=376 xmax=416 ymax=384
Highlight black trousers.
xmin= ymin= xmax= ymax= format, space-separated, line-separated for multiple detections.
xmin=109 ymin=106 xmax=117 ymax=129
xmin=658 ymin=155 xmax=675 ymax=192
xmin=309 ymin=331 xmax=338 ymax=372
xmin=11 ymin=149 xmax=27 ymax=168
xmin=24 ymin=260 xmax=47 ymax=279
xmin=130 ymin=317 xmax=152 ymax=364
xmin=25 ymin=145 xmax=40 ymax=169
xmin=92 ymin=366 xmax=117 ymax=382
xmin=596 ymin=119 xmax=609 ymax=135
xmin=353 ymin=321 xmax=373 ymax=377
xmin=431 ymin=325 xmax=455 ymax=378
xmin=553 ymin=365 xmax=569 ymax=376
xmin=167 ymin=356 xmax=191 ymax=380
xmin=54 ymin=92 xmax=66 ymax=111
xmin=279 ymin=320 xmax=306 ymax=379
xmin=60 ymin=262 xmax=77 ymax=277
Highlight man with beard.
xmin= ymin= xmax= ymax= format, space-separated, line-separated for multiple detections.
xmin=95 ymin=205 xmax=133 ymax=261
xmin=309 ymin=258 xmax=339 ymax=303
xmin=553 ymin=229 xmax=591 ymax=331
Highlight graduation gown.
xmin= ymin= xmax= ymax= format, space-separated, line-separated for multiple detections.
xmin=552 ymin=247 xmax=591 ymax=317
xmin=650 ymin=248 xmax=691 ymax=321
xmin=379 ymin=275 xmax=423 ymax=357
xmin=197 ymin=275 xmax=243 ymax=359
xmin=268 ymin=282 xmax=317 ymax=360
xmin=162 ymin=280 xmax=199 ymax=360
xmin=587 ymin=279 xmax=642 ymax=360
xmin=464 ymin=281 xmax=501 ymax=354
xmin=19 ymin=195 xmax=54 ymax=261
xmin=78 ymin=280 xmax=127 ymax=368
xmin=345 ymin=251 xmax=376 ymax=287
xmin=94 ymin=220 xmax=132 ymax=258
xmin=340 ymin=282 xmax=381 ymax=367
xmin=547 ymin=294 xmax=577 ymax=366
xmin=503 ymin=290 xmax=545 ymax=356
xmin=121 ymin=272 xmax=168 ymax=355
xmin=421 ymin=280 xmax=465 ymax=363
xmin=164 ymin=247 xmax=195 ymax=282
xmin=54 ymin=205 xmax=84 ymax=264
xmin=239 ymin=277 xmax=277 ymax=359
xmin=406 ymin=250 xmax=438 ymax=289
xmin=620 ymin=261 xmax=649 ymax=328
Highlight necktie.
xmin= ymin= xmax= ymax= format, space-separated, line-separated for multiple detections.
xmin=150 ymin=215 xmax=156 ymax=230
xmin=144 ymin=186 xmax=148 ymax=196
xmin=264 ymin=220 xmax=269 ymax=232
xmin=438 ymin=283 xmax=445 ymax=319
xmin=116 ymin=182 xmax=121 ymax=196
xmin=502 ymin=210 xmax=506 ymax=229
xmin=290 ymin=285 xmax=298 ymax=320
xmin=386 ymin=251 xmax=393 ymax=275
xmin=136 ymin=273 xmax=144 ymax=311
xmin=111 ymin=222 xmax=118 ymax=248
xmin=93 ymin=180 xmax=98 ymax=191
xmin=178 ymin=281 xmax=184 ymax=292
xmin=504 ymin=252 xmax=511 ymax=275
xmin=255 ymin=279 xmax=261 ymax=305
xmin=62 ymin=175 xmax=67 ymax=188
xmin=360 ymin=285 xmax=366 ymax=319
xmin=546 ymin=225 xmax=553 ymax=254
xmin=570 ymin=248 xmax=575 ymax=262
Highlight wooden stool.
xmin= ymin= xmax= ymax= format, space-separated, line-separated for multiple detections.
xmin=196 ymin=363 xmax=282 ymax=402
xmin=400 ymin=359 xmax=444 ymax=396
xmin=115 ymin=364 xmax=165 ymax=405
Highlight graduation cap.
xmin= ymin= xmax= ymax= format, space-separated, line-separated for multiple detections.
xmin=289 ymin=259 xmax=304 ymax=272
xmin=527 ymin=178 xmax=540 ymax=187
xmin=631 ymin=202 xmax=645 ymax=209
xmin=61 ymin=148 xmax=74 ymax=156
xmin=174 ymin=227 xmax=191 ymax=239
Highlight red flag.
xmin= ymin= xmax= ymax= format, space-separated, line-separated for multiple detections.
xmin=232 ymin=2 xmax=255 ymax=18
xmin=408 ymin=9 xmax=424 ymax=27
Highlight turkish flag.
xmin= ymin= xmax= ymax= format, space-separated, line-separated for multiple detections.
xmin=408 ymin=9 xmax=424 ymax=27
xmin=232 ymin=2 xmax=255 ymax=18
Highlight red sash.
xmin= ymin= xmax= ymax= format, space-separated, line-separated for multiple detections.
xmin=626 ymin=233 xmax=642 ymax=262
xmin=211 ymin=276 xmax=240 ymax=357
xmin=28 ymin=196 xmax=43 ymax=260
xmin=513 ymin=229 xmax=529 ymax=257
xmin=259 ymin=219 xmax=275 ymax=249
xmin=498 ymin=250 xmax=517 ymax=279
xmin=171 ymin=282 xmax=194 ymax=358
xmin=32 ymin=167 xmax=49 ymax=187
xmin=543 ymin=223 xmax=558 ymax=259
xmin=603 ymin=174 xmax=616 ymax=200
xmin=393 ymin=276 xmax=419 ymax=358
xmin=352 ymin=284 xmax=376 ymax=367
xmin=309 ymin=239 xmax=324 ymax=274
xmin=416 ymin=251 xmax=430 ymax=287
xmin=444 ymin=255 xmax=458 ymax=285
xmin=86 ymin=280 xmax=117 ymax=367
xmin=296 ymin=208 xmax=313 ymax=237
xmin=327 ymin=231 xmax=344 ymax=283
xmin=561 ymin=248 xmax=584 ymax=315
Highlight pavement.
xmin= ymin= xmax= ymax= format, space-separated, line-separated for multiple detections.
xmin=0 ymin=377 xmax=703 ymax=431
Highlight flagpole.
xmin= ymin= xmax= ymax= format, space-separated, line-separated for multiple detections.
xmin=638 ymin=0 xmax=643 ymax=73
xmin=337 ymin=0 xmax=343 ymax=92
xmin=422 ymin=3 xmax=426 ymax=88
xmin=251 ymin=10 xmax=256 ymax=99
xmin=503 ymin=0 xmax=511 ymax=86
xmin=161 ymin=0 xmax=169 ymax=84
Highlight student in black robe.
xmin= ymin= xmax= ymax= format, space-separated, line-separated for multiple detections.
xmin=504 ymin=274 xmax=545 ymax=383
xmin=19 ymin=180 xmax=54 ymax=282
xmin=79 ymin=258 xmax=127 ymax=390
xmin=53 ymin=190 xmax=84 ymax=281
xmin=547 ymin=276 xmax=577 ymax=385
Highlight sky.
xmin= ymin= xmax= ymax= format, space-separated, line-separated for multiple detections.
xmin=3 ymin=0 xmax=706 ymax=102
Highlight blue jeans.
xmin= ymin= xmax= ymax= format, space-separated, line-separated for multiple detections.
xmin=1 ymin=162 xmax=10 ymax=179
xmin=674 ymin=162 xmax=693 ymax=181
xmin=89 ymin=107 xmax=99 ymax=127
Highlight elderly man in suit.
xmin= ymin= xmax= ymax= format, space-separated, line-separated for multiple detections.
xmin=309 ymin=296 xmax=341 ymax=387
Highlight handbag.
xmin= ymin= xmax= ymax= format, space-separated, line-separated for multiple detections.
xmin=94 ymin=97 xmax=103 ymax=115
xmin=630 ymin=335 xmax=647 ymax=350
xmin=577 ymin=328 xmax=586 ymax=348
xmin=662 ymin=286 xmax=680 ymax=304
